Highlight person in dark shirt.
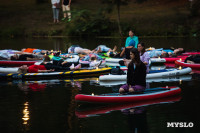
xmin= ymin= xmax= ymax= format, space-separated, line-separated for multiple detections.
xmin=184 ymin=54 xmax=200 ymax=64
xmin=62 ymin=0 xmax=71 ymax=21
xmin=10 ymin=54 xmax=43 ymax=61
xmin=119 ymin=48 xmax=146 ymax=94
xmin=118 ymin=45 xmax=134 ymax=66
xmin=120 ymin=45 xmax=135 ymax=59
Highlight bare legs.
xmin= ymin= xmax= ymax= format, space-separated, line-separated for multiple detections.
xmin=119 ymin=87 xmax=134 ymax=94
xmin=119 ymin=85 xmax=145 ymax=94
xmin=113 ymin=45 xmax=117 ymax=52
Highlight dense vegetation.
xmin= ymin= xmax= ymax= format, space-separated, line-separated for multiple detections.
xmin=0 ymin=0 xmax=199 ymax=37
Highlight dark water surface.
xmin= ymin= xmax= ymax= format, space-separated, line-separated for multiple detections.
xmin=0 ymin=37 xmax=200 ymax=52
xmin=0 ymin=37 xmax=200 ymax=133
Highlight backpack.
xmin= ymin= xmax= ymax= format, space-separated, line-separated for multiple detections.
xmin=110 ymin=66 xmax=125 ymax=75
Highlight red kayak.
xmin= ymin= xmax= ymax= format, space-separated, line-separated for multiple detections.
xmin=164 ymin=56 xmax=187 ymax=63
xmin=164 ymin=63 xmax=175 ymax=68
xmin=175 ymin=60 xmax=200 ymax=69
xmin=75 ymin=86 xmax=181 ymax=103
xmin=76 ymin=95 xmax=181 ymax=118
xmin=0 ymin=60 xmax=37 ymax=67
xmin=182 ymin=52 xmax=200 ymax=56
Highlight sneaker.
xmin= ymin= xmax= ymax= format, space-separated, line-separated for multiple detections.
xmin=61 ymin=17 xmax=66 ymax=21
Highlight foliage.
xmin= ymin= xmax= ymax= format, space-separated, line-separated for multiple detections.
xmin=1 ymin=0 xmax=200 ymax=38
xmin=64 ymin=9 xmax=114 ymax=36
xmin=101 ymin=0 xmax=129 ymax=6
xmin=135 ymin=0 xmax=147 ymax=4
xmin=100 ymin=0 xmax=130 ymax=36
xmin=190 ymin=0 xmax=200 ymax=17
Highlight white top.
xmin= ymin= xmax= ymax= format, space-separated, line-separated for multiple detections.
xmin=51 ymin=0 xmax=60 ymax=8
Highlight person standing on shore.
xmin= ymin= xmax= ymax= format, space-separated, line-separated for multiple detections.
xmin=125 ymin=30 xmax=139 ymax=48
xmin=62 ymin=0 xmax=71 ymax=21
xmin=51 ymin=0 xmax=60 ymax=23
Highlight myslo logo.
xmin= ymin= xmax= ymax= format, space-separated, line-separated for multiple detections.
xmin=167 ymin=122 xmax=194 ymax=127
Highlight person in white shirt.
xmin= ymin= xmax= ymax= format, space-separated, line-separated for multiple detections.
xmin=51 ymin=0 xmax=60 ymax=23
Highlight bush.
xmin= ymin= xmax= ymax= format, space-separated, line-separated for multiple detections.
xmin=63 ymin=9 xmax=114 ymax=37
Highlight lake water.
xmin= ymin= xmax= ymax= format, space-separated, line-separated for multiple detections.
xmin=0 ymin=37 xmax=200 ymax=133
xmin=0 ymin=37 xmax=200 ymax=52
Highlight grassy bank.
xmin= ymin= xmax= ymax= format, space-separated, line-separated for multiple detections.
xmin=0 ymin=0 xmax=199 ymax=37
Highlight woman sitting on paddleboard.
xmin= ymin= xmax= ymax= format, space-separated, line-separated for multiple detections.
xmin=125 ymin=30 xmax=139 ymax=48
xmin=119 ymin=48 xmax=146 ymax=94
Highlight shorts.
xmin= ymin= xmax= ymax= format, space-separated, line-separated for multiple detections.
xmin=120 ymin=84 xmax=145 ymax=92
xmin=33 ymin=49 xmax=42 ymax=53
xmin=62 ymin=5 xmax=71 ymax=19
xmin=62 ymin=5 xmax=70 ymax=12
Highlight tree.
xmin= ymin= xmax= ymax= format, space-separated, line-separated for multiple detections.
xmin=101 ymin=0 xmax=130 ymax=37
xmin=189 ymin=0 xmax=200 ymax=16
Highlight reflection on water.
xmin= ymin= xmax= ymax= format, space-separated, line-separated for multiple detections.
xmin=75 ymin=95 xmax=181 ymax=118
xmin=122 ymin=107 xmax=148 ymax=133
xmin=0 ymin=37 xmax=200 ymax=52
xmin=22 ymin=102 xmax=29 ymax=125
xmin=16 ymin=78 xmax=87 ymax=133
xmin=0 ymin=75 xmax=200 ymax=132
xmin=66 ymin=80 xmax=80 ymax=133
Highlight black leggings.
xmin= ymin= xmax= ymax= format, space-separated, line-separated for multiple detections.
xmin=194 ymin=57 xmax=200 ymax=63
xmin=44 ymin=64 xmax=70 ymax=71
xmin=53 ymin=60 xmax=89 ymax=67
xmin=185 ymin=56 xmax=200 ymax=63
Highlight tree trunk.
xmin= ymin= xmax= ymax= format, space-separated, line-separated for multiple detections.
xmin=116 ymin=1 xmax=123 ymax=37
